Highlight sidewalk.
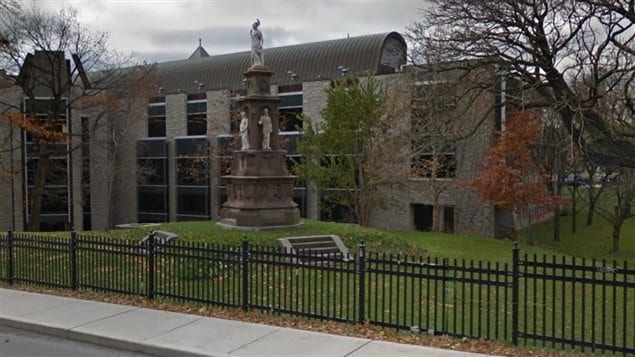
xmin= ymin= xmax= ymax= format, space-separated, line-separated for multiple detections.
xmin=0 ymin=288 xmax=494 ymax=357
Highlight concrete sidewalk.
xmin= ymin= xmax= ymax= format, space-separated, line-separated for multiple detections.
xmin=0 ymin=288 xmax=494 ymax=357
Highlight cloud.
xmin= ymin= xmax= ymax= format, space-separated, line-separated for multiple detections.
xmin=146 ymin=25 xmax=294 ymax=52
xmin=35 ymin=0 xmax=430 ymax=63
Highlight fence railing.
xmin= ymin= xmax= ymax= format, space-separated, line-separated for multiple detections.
xmin=0 ymin=230 xmax=633 ymax=355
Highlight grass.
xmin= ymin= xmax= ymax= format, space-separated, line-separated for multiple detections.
xmin=2 ymin=200 xmax=635 ymax=353
xmin=74 ymin=206 xmax=635 ymax=264
xmin=2 ymin=210 xmax=634 ymax=355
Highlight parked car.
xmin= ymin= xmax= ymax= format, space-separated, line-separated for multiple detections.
xmin=564 ymin=175 xmax=590 ymax=187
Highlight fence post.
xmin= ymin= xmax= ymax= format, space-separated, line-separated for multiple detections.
xmin=358 ymin=240 xmax=366 ymax=324
xmin=511 ymin=241 xmax=519 ymax=345
xmin=147 ymin=232 xmax=155 ymax=299
xmin=7 ymin=227 xmax=14 ymax=284
xmin=70 ymin=229 xmax=77 ymax=290
xmin=241 ymin=236 xmax=249 ymax=310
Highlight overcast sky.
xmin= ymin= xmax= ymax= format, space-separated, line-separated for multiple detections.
xmin=34 ymin=0 xmax=428 ymax=63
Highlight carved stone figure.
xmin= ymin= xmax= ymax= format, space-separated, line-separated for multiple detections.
xmin=239 ymin=111 xmax=249 ymax=150
xmin=250 ymin=19 xmax=264 ymax=66
xmin=258 ymin=108 xmax=272 ymax=149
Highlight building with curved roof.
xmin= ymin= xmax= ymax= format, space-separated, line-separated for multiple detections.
xmin=1 ymin=30 xmax=509 ymax=238
xmin=156 ymin=32 xmax=406 ymax=93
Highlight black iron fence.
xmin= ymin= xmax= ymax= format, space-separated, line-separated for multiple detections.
xmin=0 ymin=230 xmax=633 ymax=355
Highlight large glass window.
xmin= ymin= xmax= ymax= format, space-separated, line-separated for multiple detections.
xmin=177 ymin=187 xmax=209 ymax=218
xmin=23 ymin=97 xmax=70 ymax=230
xmin=279 ymin=92 xmax=303 ymax=132
xmin=175 ymin=137 xmax=211 ymax=219
xmin=148 ymin=102 xmax=166 ymax=137
xmin=26 ymin=158 xmax=68 ymax=185
xmin=138 ymin=186 xmax=168 ymax=213
xmin=410 ymin=82 xmax=458 ymax=179
xmin=137 ymin=138 xmax=168 ymax=222
xmin=187 ymin=100 xmax=207 ymax=136
xmin=138 ymin=159 xmax=167 ymax=185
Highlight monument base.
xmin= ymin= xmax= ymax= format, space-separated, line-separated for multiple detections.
xmin=218 ymin=207 xmax=303 ymax=230
xmin=219 ymin=175 xmax=301 ymax=229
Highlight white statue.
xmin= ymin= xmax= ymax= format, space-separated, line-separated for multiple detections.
xmin=258 ymin=108 xmax=272 ymax=149
xmin=250 ymin=19 xmax=264 ymax=66
xmin=239 ymin=111 xmax=249 ymax=150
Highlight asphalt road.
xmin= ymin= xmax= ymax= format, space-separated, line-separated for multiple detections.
xmin=0 ymin=326 xmax=150 ymax=357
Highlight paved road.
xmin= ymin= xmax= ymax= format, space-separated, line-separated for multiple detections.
xmin=0 ymin=326 xmax=150 ymax=357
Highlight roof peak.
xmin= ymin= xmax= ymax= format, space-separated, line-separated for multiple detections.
xmin=188 ymin=39 xmax=210 ymax=59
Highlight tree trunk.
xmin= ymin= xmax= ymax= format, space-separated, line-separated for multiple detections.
xmin=586 ymin=199 xmax=595 ymax=226
xmin=611 ymin=220 xmax=622 ymax=253
xmin=553 ymin=185 xmax=562 ymax=242
xmin=511 ymin=210 xmax=520 ymax=241
xmin=27 ymin=150 xmax=51 ymax=231
xmin=432 ymin=192 xmax=441 ymax=231
xmin=553 ymin=206 xmax=561 ymax=242
xmin=571 ymin=185 xmax=577 ymax=234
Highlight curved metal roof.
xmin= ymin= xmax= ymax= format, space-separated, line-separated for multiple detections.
xmin=156 ymin=32 xmax=405 ymax=94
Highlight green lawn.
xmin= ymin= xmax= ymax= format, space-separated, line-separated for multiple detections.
xmin=81 ymin=207 xmax=634 ymax=263
xmin=2 ymin=208 xmax=634 ymax=353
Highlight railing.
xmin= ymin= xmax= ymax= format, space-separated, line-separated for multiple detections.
xmin=0 ymin=230 xmax=633 ymax=355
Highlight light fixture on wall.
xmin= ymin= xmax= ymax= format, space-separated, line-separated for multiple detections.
xmin=194 ymin=80 xmax=206 ymax=91
xmin=337 ymin=65 xmax=349 ymax=77
xmin=287 ymin=70 xmax=298 ymax=81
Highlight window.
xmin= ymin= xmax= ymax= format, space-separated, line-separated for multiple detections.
xmin=412 ymin=204 xmax=433 ymax=231
xmin=187 ymin=100 xmax=207 ymax=135
xmin=39 ymin=187 xmax=69 ymax=214
xmin=410 ymin=81 xmax=458 ymax=179
xmin=148 ymin=102 xmax=166 ymax=137
xmin=410 ymin=146 xmax=456 ymax=179
xmin=26 ymin=158 xmax=68 ymax=185
xmin=175 ymin=136 xmax=210 ymax=219
xmin=177 ymin=158 xmax=208 ymax=186
xmin=22 ymin=97 xmax=71 ymax=231
xmin=279 ymin=91 xmax=303 ymax=132
xmin=177 ymin=187 xmax=209 ymax=217
xmin=138 ymin=187 xmax=168 ymax=213
xmin=138 ymin=159 xmax=167 ymax=185
xmin=137 ymin=138 xmax=168 ymax=221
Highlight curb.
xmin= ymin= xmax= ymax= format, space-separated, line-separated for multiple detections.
xmin=0 ymin=316 xmax=216 ymax=357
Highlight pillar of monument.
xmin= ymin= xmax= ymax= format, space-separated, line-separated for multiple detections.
xmin=218 ymin=64 xmax=302 ymax=229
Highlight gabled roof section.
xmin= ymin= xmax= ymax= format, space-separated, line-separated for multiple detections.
xmin=188 ymin=39 xmax=210 ymax=59
xmin=156 ymin=32 xmax=406 ymax=94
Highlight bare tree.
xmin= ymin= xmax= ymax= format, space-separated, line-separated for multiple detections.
xmin=409 ymin=71 xmax=466 ymax=231
xmin=409 ymin=0 xmax=635 ymax=168
xmin=78 ymin=65 xmax=157 ymax=229
xmin=532 ymin=109 xmax=575 ymax=241
xmin=0 ymin=5 xmax=136 ymax=230
xmin=595 ymin=167 xmax=635 ymax=253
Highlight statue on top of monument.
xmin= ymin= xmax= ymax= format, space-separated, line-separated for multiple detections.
xmin=250 ymin=19 xmax=264 ymax=67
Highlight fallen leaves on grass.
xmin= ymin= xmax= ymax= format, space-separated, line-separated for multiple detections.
xmin=0 ymin=283 xmax=582 ymax=357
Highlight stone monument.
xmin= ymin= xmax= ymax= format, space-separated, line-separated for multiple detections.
xmin=218 ymin=20 xmax=302 ymax=229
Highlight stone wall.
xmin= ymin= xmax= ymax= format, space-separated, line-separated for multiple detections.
xmin=0 ymin=86 xmax=25 ymax=231
xmin=301 ymin=80 xmax=328 ymax=220
xmin=207 ymin=89 xmax=231 ymax=219
xmin=368 ymin=70 xmax=498 ymax=236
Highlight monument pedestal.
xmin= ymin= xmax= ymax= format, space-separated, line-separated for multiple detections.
xmin=219 ymin=65 xmax=302 ymax=229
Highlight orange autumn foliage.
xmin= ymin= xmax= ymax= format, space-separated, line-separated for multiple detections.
xmin=0 ymin=112 xmax=66 ymax=143
xmin=467 ymin=111 xmax=561 ymax=216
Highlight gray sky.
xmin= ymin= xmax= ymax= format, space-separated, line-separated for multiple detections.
xmin=34 ymin=0 xmax=427 ymax=63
